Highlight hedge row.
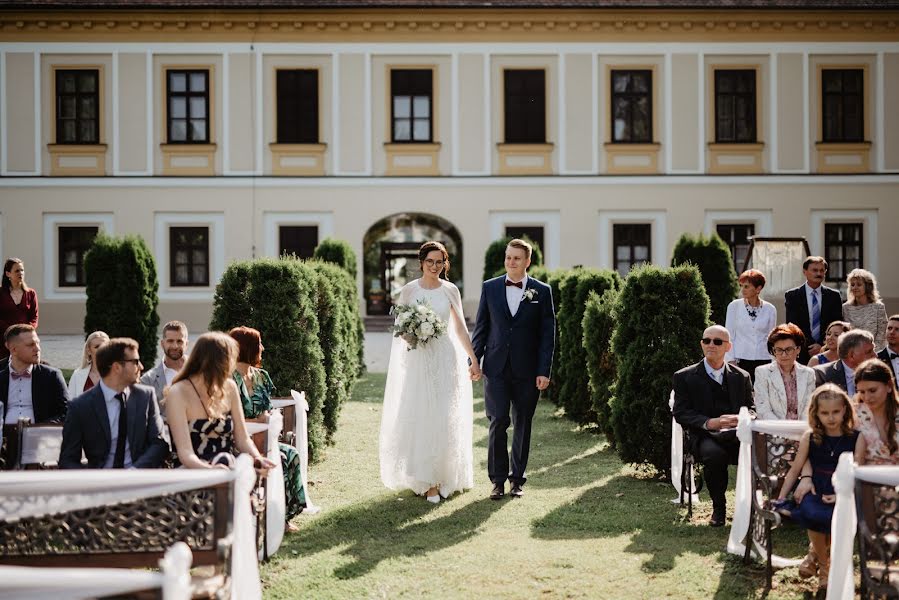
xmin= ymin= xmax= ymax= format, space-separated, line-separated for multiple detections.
xmin=84 ymin=233 xmax=160 ymax=368
xmin=671 ymin=233 xmax=738 ymax=326
xmin=210 ymin=256 xmax=364 ymax=460
xmin=583 ymin=287 xmax=620 ymax=440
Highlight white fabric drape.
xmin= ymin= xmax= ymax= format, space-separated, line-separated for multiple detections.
xmin=828 ymin=459 xmax=899 ymax=599
xmin=287 ymin=389 xmax=319 ymax=513
xmin=726 ymin=407 xmax=809 ymax=565
xmin=19 ymin=426 xmax=64 ymax=467
xmin=669 ymin=391 xmax=699 ymax=503
xmin=265 ymin=409 xmax=286 ymax=558
xmin=0 ymin=542 xmax=192 ymax=600
xmin=0 ymin=455 xmax=261 ymax=600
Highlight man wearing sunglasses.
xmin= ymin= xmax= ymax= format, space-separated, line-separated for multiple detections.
xmin=673 ymin=325 xmax=754 ymax=527
xmin=60 ymin=338 xmax=169 ymax=469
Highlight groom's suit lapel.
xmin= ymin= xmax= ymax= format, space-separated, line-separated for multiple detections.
xmin=511 ymin=279 xmax=535 ymax=321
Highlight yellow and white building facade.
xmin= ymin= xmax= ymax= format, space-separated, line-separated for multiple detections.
xmin=0 ymin=1 xmax=898 ymax=332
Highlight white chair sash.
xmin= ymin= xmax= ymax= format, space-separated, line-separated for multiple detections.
xmin=290 ymin=389 xmax=319 ymax=513
xmin=265 ymin=409 xmax=286 ymax=558
xmin=669 ymin=391 xmax=699 ymax=503
xmin=727 ymin=407 xmax=809 ymax=565
xmin=19 ymin=426 xmax=64 ymax=467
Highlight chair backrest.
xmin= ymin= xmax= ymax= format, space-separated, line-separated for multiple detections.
xmin=751 ymin=430 xmax=798 ymax=498
xmin=16 ymin=420 xmax=64 ymax=469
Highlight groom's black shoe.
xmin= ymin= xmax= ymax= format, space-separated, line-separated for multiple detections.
xmin=490 ymin=483 xmax=504 ymax=500
xmin=510 ymin=483 xmax=523 ymax=498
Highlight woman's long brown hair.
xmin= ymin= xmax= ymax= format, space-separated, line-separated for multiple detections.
xmin=855 ymin=358 xmax=899 ymax=455
xmin=171 ymin=332 xmax=238 ymax=419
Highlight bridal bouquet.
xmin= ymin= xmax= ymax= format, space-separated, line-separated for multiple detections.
xmin=391 ymin=299 xmax=447 ymax=350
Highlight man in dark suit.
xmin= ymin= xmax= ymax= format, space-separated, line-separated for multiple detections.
xmin=673 ymin=325 xmax=754 ymax=527
xmin=784 ymin=256 xmax=843 ymax=364
xmin=59 ymin=337 xmax=169 ymax=469
xmin=878 ymin=315 xmax=899 ymax=382
xmin=814 ymin=329 xmax=876 ymax=394
xmin=471 ymin=239 xmax=555 ymax=500
xmin=1 ymin=324 xmax=69 ymax=468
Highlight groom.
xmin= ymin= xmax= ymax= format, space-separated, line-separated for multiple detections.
xmin=472 ymin=239 xmax=555 ymax=500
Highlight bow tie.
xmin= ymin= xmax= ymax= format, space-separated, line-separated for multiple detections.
xmin=505 ymin=280 xmax=523 ymax=289
xmin=10 ymin=370 xmax=31 ymax=380
xmin=891 ymin=353 xmax=899 ymax=361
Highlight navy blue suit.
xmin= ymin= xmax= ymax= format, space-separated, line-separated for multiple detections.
xmin=471 ymin=275 xmax=555 ymax=486
xmin=59 ymin=383 xmax=169 ymax=469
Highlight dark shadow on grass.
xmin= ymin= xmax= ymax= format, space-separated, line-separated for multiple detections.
xmin=276 ymin=493 xmax=505 ymax=579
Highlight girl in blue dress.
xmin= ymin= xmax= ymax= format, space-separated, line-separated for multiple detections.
xmin=778 ymin=383 xmax=865 ymax=592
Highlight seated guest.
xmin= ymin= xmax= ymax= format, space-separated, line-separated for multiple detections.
xmin=673 ymin=325 xmax=754 ymax=527
xmin=754 ymin=324 xmax=816 ymax=420
xmin=877 ymin=314 xmax=899 ymax=382
xmin=229 ymin=326 xmax=306 ymax=530
xmin=842 ymin=268 xmax=889 ymax=352
xmin=854 ymin=358 xmax=899 ymax=465
xmin=808 ymin=321 xmax=851 ymax=367
xmin=165 ymin=332 xmax=275 ymax=473
xmin=1 ymin=324 xmax=68 ymax=468
xmin=141 ymin=320 xmax=189 ymax=417
xmin=777 ymin=384 xmax=863 ymax=593
xmin=67 ymin=331 xmax=109 ymax=397
xmin=814 ymin=329 xmax=876 ymax=394
xmin=59 ymin=338 xmax=169 ymax=469
xmin=724 ymin=269 xmax=776 ymax=384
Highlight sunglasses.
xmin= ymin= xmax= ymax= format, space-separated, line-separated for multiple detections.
xmin=701 ymin=338 xmax=727 ymax=346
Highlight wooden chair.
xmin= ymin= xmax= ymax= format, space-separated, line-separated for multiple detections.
xmin=743 ymin=430 xmax=799 ymax=590
xmin=856 ymin=479 xmax=899 ymax=598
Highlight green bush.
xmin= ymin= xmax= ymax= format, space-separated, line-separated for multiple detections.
xmin=542 ymin=269 xmax=570 ymax=405
xmin=609 ymin=264 xmax=710 ymax=473
xmin=483 ymin=236 xmax=544 ymax=282
xmin=556 ymin=269 xmax=622 ymax=424
xmin=670 ymin=233 xmax=738 ymax=326
xmin=84 ymin=233 xmax=160 ymax=367
xmin=313 ymin=238 xmax=358 ymax=279
xmin=211 ymin=258 xmax=328 ymax=460
xmin=583 ymin=287 xmax=620 ymax=440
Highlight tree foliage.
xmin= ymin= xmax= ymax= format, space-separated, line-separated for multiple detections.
xmin=313 ymin=238 xmax=358 ymax=280
xmin=83 ymin=233 xmax=160 ymax=367
xmin=484 ymin=236 xmax=544 ymax=281
xmin=670 ymin=233 xmax=738 ymax=326
xmin=583 ymin=287 xmax=621 ymax=440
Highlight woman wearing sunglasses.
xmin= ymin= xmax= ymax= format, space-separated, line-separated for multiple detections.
xmin=754 ymin=323 xmax=817 ymax=420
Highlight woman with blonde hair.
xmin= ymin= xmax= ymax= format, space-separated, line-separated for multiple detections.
xmin=67 ymin=331 xmax=110 ymax=396
xmin=165 ymin=331 xmax=275 ymax=472
xmin=843 ymin=268 xmax=888 ymax=351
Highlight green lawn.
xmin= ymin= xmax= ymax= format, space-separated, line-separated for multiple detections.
xmin=261 ymin=373 xmax=814 ymax=599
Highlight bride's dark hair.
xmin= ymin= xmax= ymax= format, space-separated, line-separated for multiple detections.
xmin=418 ymin=241 xmax=450 ymax=280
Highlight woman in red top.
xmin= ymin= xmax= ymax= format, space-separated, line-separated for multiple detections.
xmin=0 ymin=258 xmax=38 ymax=360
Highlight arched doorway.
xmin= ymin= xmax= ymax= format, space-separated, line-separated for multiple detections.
xmin=363 ymin=213 xmax=463 ymax=315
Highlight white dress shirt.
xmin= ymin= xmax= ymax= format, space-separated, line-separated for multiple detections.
xmin=704 ymin=358 xmax=725 ymax=385
xmin=842 ymin=361 xmax=856 ymax=396
xmin=889 ymin=350 xmax=899 ymax=378
xmin=505 ymin=274 xmax=528 ymax=317
xmin=163 ymin=365 xmax=178 ymax=387
xmin=5 ymin=363 xmax=34 ymax=424
xmin=724 ymin=298 xmax=777 ymax=361
xmin=98 ymin=380 xmax=133 ymax=469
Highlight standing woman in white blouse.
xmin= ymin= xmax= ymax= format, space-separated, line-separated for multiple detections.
xmin=725 ymin=269 xmax=777 ymax=383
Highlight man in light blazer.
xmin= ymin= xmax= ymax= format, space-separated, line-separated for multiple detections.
xmin=877 ymin=315 xmax=899 ymax=382
xmin=784 ymin=256 xmax=843 ymax=365
xmin=753 ymin=324 xmax=817 ymax=420
xmin=140 ymin=320 xmax=188 ymax=418
xmin=814 ymin=329 xmax=876 ymax=395
xmin=60 ymin=338 xmax=169 ymax=469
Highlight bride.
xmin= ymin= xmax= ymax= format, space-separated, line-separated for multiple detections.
xmin=380 ymin=240 xmax=481 ymax=503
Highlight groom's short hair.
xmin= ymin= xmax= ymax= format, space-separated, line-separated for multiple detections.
xmin=507 ymin=238 xmax=532 ymax=260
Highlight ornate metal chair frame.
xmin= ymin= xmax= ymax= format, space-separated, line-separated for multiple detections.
xmin=680 ymin=427 xmax=704 ymax=519
xmin=856 ymin=479 xmax=899 ymax=599
xmin=743 ymin=429 xmax=799 ymax=590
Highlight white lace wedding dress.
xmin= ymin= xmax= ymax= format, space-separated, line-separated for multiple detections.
xmin=379 ymin=279 xmax=474 ymax=497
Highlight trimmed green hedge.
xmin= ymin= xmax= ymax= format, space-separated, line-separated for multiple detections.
xmin=542 ymin=268 xmax=570 ymax=405
xmin=211 ymin=257 xmax=363 ymax=460
xmin=83 ymin=233 xmax=160 ymax=367
xmin=583 ymin=287 xmax=620 ymax=440
xmin=609 ymin=264 xmax=710 ymax=473
xmin=313 ymin=238 xmax=358 ymax=279
xmin=670 ymin=233 xmax=738 ymax=326
xmin=484 ymin=236 xmax=544 ymax=281
xmin=556 ymin=268 xmax=622 ymax=424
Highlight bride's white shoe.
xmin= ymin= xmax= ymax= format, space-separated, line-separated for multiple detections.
xmin=426 ymin=494 xmax=440 ymax=504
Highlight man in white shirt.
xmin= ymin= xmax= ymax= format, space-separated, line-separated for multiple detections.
xmin=140 ymin=320 xmax=189 ymax=417
xmin=877 ymin=315 xmax=899 ymax=382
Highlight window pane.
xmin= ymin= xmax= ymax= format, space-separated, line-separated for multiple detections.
xmin=175 ymin=249 xmax=188 ymax=264
xmin=394 ymin=96 xmax=411 ymax=118
xmin=175 ymin=265 xmax=189 ymax=284
xmin=59 ymin=74 xmax=76 ymax=94
xmin=634 ymin=246 xmax=649 ymax=261
xmin=192 ymin=266 xmax=207 ymax=283
xmin=633 ymin=73 xmax=650 ymax=93
xmin=190 ymin=120 xmax=206 ymax=141
xmin=170 ymin=73 xmax=187 ymax=92
xmin=60 ymin=96 xmax=76 ymax=119
xmin=170 ymin=120 xmax=187 ymax=141
xmin=189 ymin=72 xmax=206 ymax=92
xmin=78 ymin=96 xmax=96 ymax=119
xmin=616 ymin=246 xmax=630 ymax=261
xmin=170 ymin=97 xmax=186 ymax=119
xmin=79 ymin=120 xmax=97 ymax=143
xmin=189 ymin=96 xmax=206 ymax=119
xmin=60 ymin=120 xmax=77 ymax=143
xmin=412 ymin=118 xmax=430 ymax=141
xmin=823 ymin=72 xmax=841 ymax=93
xmin=64 ymin=265 xmax=78 ymax=284
xmin=78 ymin=74 xmax=96 ymax=93
xmin=192 ymin=249 xmax=206 ymax=264
xmin=612 ymin=73 xmax=629 ymax=93
xmin=394 ymin=119 xmax=411 ymax=141
xmin=413 ymin=95 xmax=429 ymax=118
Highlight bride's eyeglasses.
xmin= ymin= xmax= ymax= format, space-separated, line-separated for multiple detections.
xmin=423 ymin=259 xmax=445 ymax=267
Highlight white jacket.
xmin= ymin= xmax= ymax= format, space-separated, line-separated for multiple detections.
xmin=67 ymin=366 xmax=92 ymax=398
xmin=753 ymin=362 xmax=817 ymax=420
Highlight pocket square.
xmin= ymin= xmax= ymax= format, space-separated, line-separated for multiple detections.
xmin=529 ymin=301 xmax=539 ymax=304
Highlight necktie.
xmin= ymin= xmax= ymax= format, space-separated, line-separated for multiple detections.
xmin=505 ymin=280 xmax=523 ymax=288
xmin=811 ymin=291 xmax=821 ymax=342
xmin=10 ymin=370 xmax=31 ymax=380
xmin=113 ymin=393 xmax=127 ymax=468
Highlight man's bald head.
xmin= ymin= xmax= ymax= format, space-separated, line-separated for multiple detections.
xmin=703 ymin=325 xmax=730 ymax=341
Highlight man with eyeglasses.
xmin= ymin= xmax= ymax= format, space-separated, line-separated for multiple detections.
xmin=673 ymin=325 xmax=754 ymax=526
xmin=814 ymin=329 xmax=876 ymax=394
xmin=60 ymin=338 xmax=169 ymax=469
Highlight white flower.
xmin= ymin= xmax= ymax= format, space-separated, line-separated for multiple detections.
xmin=521 ymin=288 xmax=538 ymax=302
xmin=417 ymin=305 xmax=428 ymax=314
xmin=420 ymin=322 xmax=435 ymax=337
